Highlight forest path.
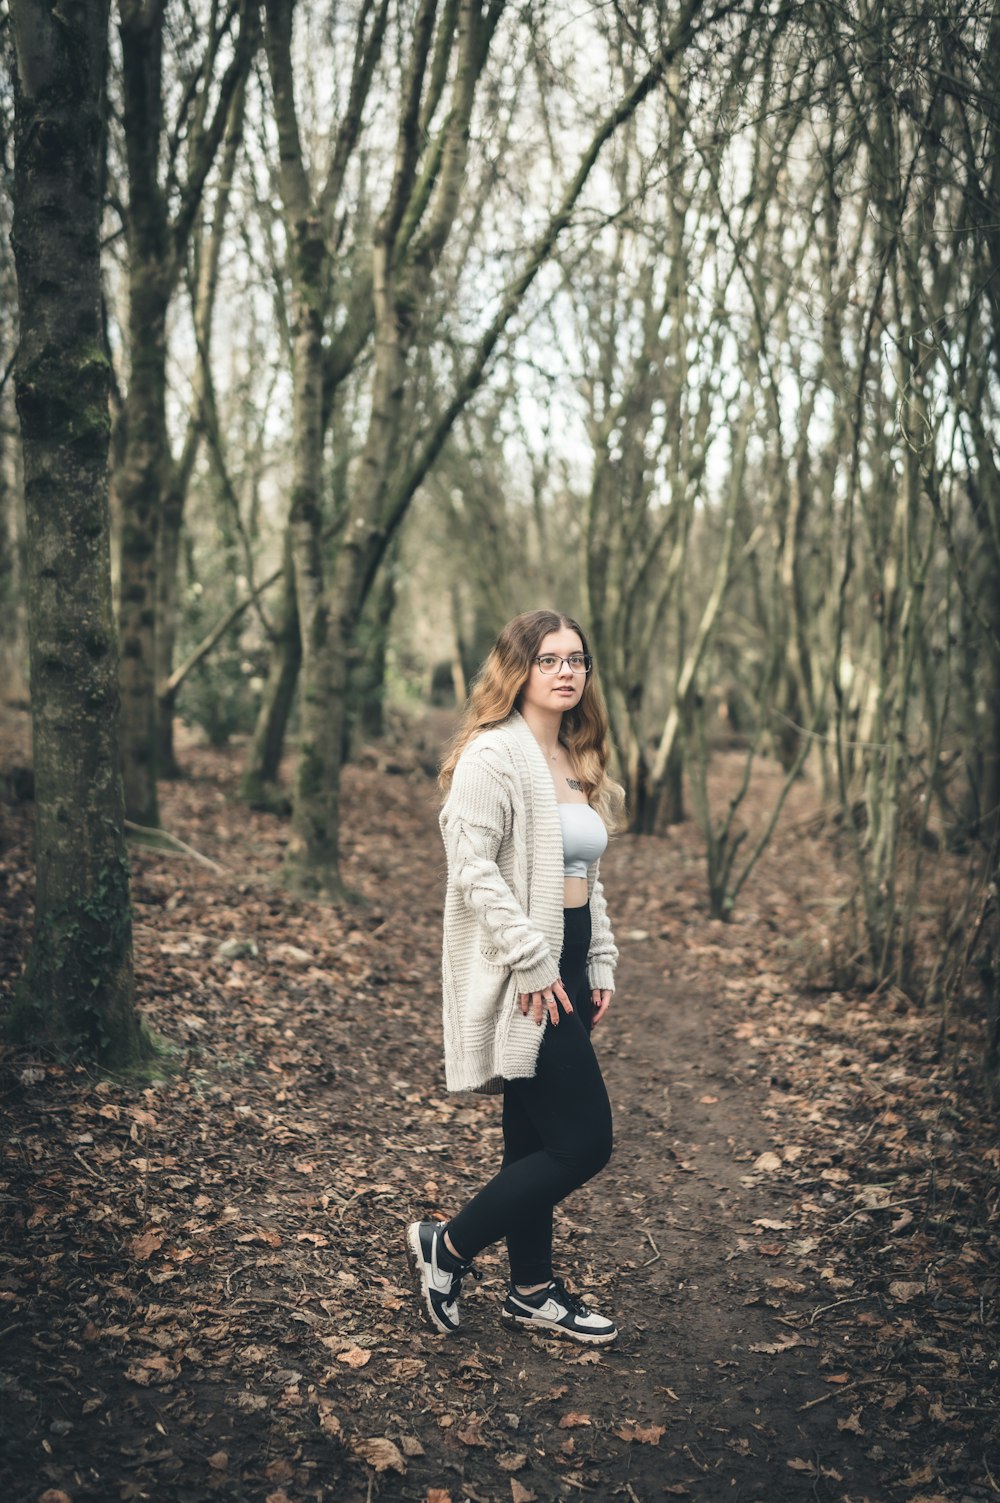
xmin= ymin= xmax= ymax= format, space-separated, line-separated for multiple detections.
xmin=1 ymin=729 xmax=996 ymax=1503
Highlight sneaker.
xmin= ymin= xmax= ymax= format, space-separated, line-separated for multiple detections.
xmin=501 ymin=1277 xmax=618 ymax=1345
xmin=405 ymin=1221 xmax=478 ymax=1335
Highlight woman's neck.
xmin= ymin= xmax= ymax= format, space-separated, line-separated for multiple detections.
xmin=519 ymin=702 xmax=563 ymax=762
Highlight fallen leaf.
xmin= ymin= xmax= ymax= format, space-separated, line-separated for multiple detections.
xmin=350 ymin=1436 xmax=406 ymax=1474
xmin=558 ymin=1412 xmax=592 ymax=1429
xmin=337 ymin=1346 xmax=372 ymax=1368
xmin=787 ymin=1457 xmax=815 ymax=1473
xmin=400 ymin=1435 xmax=425 ymax=1457
xmin=426 ymin=1491 xmax=452 ymax=1503
xmin=854 ymin=1185 xmax=892 ymax=1209
xmin=265 ymin=1458 xmax=294 ymax=1483
xmin=614 ymin=1422 xmax=665 ymax=1444
xmin=124 ymin=1355 xmax=179 ymax=1386
xmin=317 ymin=1404 xmax=342 ymax=1438
xmin=207 ymin=1451 xmax=229 ymax=1470
xmin=457 ymin=1414 xmax=487 ymax=1446
xmin=753 ymin=1151 xmax=783 ymax=1172
xmin=498 ymin=1452 xmax=528 ymax=1471
xmin=748 ymin=1335 xmax=800 ymax=1354
xmin=510 ymin=1482 xmax=537 ymax=1503
xmin=888 ymin=1281 xmax=925 ymax=1302
xmin=129 ymin=1230 xmax=164 ymax=1260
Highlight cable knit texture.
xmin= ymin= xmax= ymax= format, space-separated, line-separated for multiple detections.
xmin=439 ymin=710 xmax=618 ymax=1094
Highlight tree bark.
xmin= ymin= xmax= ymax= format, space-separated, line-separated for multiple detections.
xmin=9 ymin=0 xmax=151 ymax=1066
xmin=240 ymin=533 xmax=301 ymax=805
xmin=116 ymin=0 xmax=253 ymax=825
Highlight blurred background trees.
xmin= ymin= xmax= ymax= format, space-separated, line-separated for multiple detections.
xmin=2 ymin=0 xmax=998 ymax=1086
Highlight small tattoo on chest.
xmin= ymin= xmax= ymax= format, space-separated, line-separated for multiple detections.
xmin=566 ymin=777 xmax=583 ymax=791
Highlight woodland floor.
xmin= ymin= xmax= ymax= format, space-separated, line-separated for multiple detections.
xmin=1 ymin=710 xmax=998 ymax=1503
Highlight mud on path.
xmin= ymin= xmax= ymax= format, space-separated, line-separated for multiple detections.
xmin=1 ymin=729 xmax=997 ymax=1503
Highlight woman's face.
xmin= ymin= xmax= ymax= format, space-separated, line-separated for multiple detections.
xmin=520 ymin=627 xmax=587 ymax=717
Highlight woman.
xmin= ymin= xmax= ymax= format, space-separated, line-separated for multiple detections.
xmin=406 ymin=609 xmax=623 ymax=1345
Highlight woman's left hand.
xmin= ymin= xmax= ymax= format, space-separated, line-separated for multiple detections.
xmin=591 ymin=989 xmax=612 ymax=1027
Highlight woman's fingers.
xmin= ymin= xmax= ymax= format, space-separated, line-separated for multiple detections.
xmin=521 ymin=982 xmax=571 ymax=1026
xmin=591 ymin=988 xmax=612 ymax=1027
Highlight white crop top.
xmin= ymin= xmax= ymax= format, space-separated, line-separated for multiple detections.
xmin=557 ymin=803 xmax=608 ymax=879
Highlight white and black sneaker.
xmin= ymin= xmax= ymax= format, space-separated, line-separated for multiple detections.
xmin=405 ymin=1221 xmax=479 ymax=1335
xmin=501 ymin=1277 xmax=618 ymax=1345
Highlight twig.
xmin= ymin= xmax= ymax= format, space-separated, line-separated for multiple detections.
xmin=983 ymin=1454 xmax=1000 ymax=1494
xmin=797 ymin=1386 xmax=851 ymax=1411
xmin=831 ymin=1197 xmax=921 ymax=1229
xmin=125 ymin=821 xmax=228 ymax=874
xmin=625 ymin=1485 xmax=641 ymax=1503
xmin=682 ymin=1445 xmax=710 ymax=1474
xmin=73 ymin=1149 xmax=102 ymax=1180
xmin=808 ymin=1296 xmax=869 ymax=1326
xmin=640 ymin=1230 xmax=661 ymax=1267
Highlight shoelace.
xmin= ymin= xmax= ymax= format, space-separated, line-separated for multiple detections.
xmin=548 ymin=1277 xmax=590 ymax=1316
xmin=448 ymin=1260 xmax=482 ymax=1300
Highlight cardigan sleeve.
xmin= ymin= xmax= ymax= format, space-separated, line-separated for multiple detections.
xmin=442 ymin=751 xmax=560 ymax=995
xmin=586 ymin=864 xmax=618 ymax=993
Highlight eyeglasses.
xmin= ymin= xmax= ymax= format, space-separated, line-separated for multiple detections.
xmin=532 ymin=654 xmax=592 ymax=675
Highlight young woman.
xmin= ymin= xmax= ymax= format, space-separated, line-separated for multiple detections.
xmin=406 ymin=609 xmax=623 ymax=1345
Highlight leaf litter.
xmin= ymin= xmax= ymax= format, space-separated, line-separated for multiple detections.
xmin=0 ymin=727 xmax=997 ymax=1501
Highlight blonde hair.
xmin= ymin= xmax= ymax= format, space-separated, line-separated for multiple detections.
xmin=439 ymin=609 xmax=626 ymax=831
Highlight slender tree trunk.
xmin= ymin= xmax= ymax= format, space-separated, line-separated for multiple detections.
xmin=155 ymin=80 xmax=246 ymax=777
xmin=118 ymin=279 xmax=168 ymax=824
xmin=9 ymin=0 xmax=151 ymax=1066
xmin=155 ymin=464 xmax=184 ymax=778
xmin=347 ymin=542 xmax=398 ymax=756
xmin=116 ymin=0 xmax=253 ymax=824
xmin=241 ymin=533 xmax=301 ymax=803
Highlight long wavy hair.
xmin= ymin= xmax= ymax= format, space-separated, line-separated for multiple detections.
xmin=439 ymin=609 xmax=626 ymax=830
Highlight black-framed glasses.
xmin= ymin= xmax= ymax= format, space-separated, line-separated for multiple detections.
xmin=532 ymin=653 xmax=592 ymax=675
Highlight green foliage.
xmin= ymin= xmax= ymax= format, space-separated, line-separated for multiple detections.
xmin=179 ymin=647 xmax=261 ymax=747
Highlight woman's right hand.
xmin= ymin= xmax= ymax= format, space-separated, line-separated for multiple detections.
xmin=519 ymin=978 xmax=573 ymax=1027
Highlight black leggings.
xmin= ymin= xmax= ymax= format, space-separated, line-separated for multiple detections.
xmin=446 ymin=905 xmax=613 ymax=1286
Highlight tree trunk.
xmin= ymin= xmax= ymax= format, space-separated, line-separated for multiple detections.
xmin=117 ymin=277 xmax=168 ymax=825
xmin=347 ymin=544 xmax=398 ymax=757
xmin=116 ymin=0 xmax=253 ymax=824
xmin=155 ymin=465 xmax=184 ymax=778
xmin=284 ymin=263 xmax=343 ymax=893
xmin=241 ymin=534 xmax=301 ymax=805
xmin=8 ymin=0 xmax=151 ymax=1066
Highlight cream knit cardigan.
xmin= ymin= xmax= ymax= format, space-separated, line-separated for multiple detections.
xmin=439 ymin=709 xmax=618 ymax=1094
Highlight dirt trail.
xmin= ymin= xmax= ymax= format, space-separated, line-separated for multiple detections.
xmin=1 ymin=734 xmax=996 ymax=1503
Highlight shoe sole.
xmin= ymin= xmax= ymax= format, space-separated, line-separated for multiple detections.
xmin=405 ymin=1223 xmax=457 ymax=1336
xmin=500 ymin=1308 xmax=618 ymax=1345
